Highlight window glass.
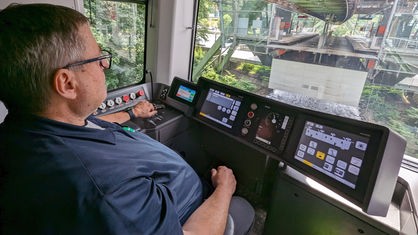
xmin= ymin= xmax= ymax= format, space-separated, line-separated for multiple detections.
xmin=193 ymin=0 xmax=418 ymax=159
xmin=84 ymin=0 xmax=146 ymax=91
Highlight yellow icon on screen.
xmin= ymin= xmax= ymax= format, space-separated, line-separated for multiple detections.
xmin=316 ymin=151 xmax=325 ymax=160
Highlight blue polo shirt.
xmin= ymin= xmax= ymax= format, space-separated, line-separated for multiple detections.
xmin=0 ymin=114 xmax=203 ymax=235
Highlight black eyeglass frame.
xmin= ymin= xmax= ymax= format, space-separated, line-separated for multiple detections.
xmin=62 ymin=49 xmax=112 ymax=70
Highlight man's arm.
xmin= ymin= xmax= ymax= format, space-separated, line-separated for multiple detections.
xmin=97 ymin=100 xmax=157 ymax=124
xmin=182 ymin=166 xmax=236 ymax=235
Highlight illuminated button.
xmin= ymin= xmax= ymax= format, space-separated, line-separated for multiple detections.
xmin=350 ymin=157 xmax=362 ymax=167
xmin=309 ymin=141 xmax=317 ymax=148
xmin=334 ymin=168 xmax=345 ymax=178
xmin=325 ymin=155 xmax=335 ymax=164
xmin=250 ymin=103 xmax=258 ymax=110
xmin=123 ymin=95 xmax=130 ymax=103
xmin=115 ymin=97 xmax=123 ymax=105
xmin=106 ymin=99 xmax=115 ymax=107
xmin=241 ymin=128 xmax=249 ymax=135
xmin=355 ymin=141 xmax=367 ymax=151
xmin=137 ymin=90 xmax=145 ymax=97
xmin=323 ymin=162 xmax=333 ymax=172
xmin=98 ymin=102 xmax=107 ymax=110
xmin=328 ymin=148 xmax=338 ymax=157
xmin=129 ymin=92 xmax=136 ymax=100
xmin=316 ymin=151 xmax=325 ymax=160
xmin=247 ymin=111 xmax=254 ymax=118
xmin=297 ymin=150 xmax=304 ymax=158
xmin=336 ymin=160 xmax=347 ymax=170
xmin=307 ymin=147 xmax=315 ymax=155
xmin=348 ymin=165 xmax=360 ymax=175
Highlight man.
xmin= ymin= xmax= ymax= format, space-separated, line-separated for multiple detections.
xmin=0 ymin=3 xmax=253 ymax=235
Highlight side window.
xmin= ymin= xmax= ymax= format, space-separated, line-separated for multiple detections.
xmin=84 ymin=0 xmax=146 ymax=91
xmin=193 ymin=0 xmax=418 ymax=159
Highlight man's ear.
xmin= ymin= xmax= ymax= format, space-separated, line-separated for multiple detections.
xmin=53 ymin=69 xmax=78 ymax=100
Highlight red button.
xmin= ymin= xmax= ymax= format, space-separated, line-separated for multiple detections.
xmin=123 ymin=95 xmax=130 ymax=102
xmin=137 ymin=90 xmax=145 ymax=96
xmin=247 ymin=111 xmax=254 ymax=118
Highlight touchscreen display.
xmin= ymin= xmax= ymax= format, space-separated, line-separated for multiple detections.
xmin=253 ymin=111 xmax=291 ymax=153
xmin=198 ymin=88 xmax=242 ymax=129
xmin=176 ymin=85 xmax=196 ymax=103
xmin=294 ymin=121 xmax=370 ymax=189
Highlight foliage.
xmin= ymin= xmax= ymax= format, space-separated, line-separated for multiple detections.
xmin=193 ymin=46 xmax=205 ymax=67
xmin=361 ymin=85 xmax=402 ymax=121
xmin=196 ymin=0 xmax=217 ymax=43
xmin=84 ymin=0 xmax=146 ymax=91
xmin=236 ymin=62 xmax=270 ymax=79
xmin=201 ymin=66 xmax=257 ymax=92
xmin=237 ymin=63 xmax=254 ymax=73
xmin=238 ymin=0 xmax=267 ymax=21
xmin=360 ymin=84 xmax=418 ymax=155
xmin=223 ymin=14 xmax=232 ymax=27
xmin=404 ymin=107 xmax=418 ymax=126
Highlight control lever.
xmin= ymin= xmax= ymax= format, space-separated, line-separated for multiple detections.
xmin=153 ymin=103 xmax=165 ymax=110
xmin=145 ymin=118 xmax=157 ymax=127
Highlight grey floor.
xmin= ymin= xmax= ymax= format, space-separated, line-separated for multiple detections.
xmin=249 ymin=208 xmax=267 ymax=235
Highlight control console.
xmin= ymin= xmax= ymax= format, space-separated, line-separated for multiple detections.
xmin=93 ymin=85 xmax=148 ymax=116
xmin=166 ymin=77 xmax=406 ymax=217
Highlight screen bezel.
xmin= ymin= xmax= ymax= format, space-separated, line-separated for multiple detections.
xmin=195 ymin=80 xmax=247 ymax=134
xmin=168 ymin=77 xmax=200 ymax=105
xmin=283 ymin=114 xmax=387 ymax=206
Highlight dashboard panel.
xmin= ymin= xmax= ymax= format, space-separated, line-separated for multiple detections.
xmin=194 ymin=78 xmax=295 ymax=156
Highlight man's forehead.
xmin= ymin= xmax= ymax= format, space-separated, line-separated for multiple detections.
xmin=78 ymin=24 xmax=101 ymax=53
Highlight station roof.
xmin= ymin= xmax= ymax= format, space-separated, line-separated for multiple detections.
xmin=265 ymin=0 xmax=391 ymax=23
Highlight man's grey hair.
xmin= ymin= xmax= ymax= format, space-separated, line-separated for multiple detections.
xmin=0 ymin=4 xmax=89 ymax=114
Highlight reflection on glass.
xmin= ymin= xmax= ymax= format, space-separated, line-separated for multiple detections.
xmin=84 ymin=0 xmax=146 ymax=91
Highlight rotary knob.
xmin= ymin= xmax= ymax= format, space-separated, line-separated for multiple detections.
xmin=98 ymin=102 xmax=106 ymax=110
xmin=106 ymin=99 xmax=115 ymax=107
xmin=115 ymin=97 xmax=123 ymax=105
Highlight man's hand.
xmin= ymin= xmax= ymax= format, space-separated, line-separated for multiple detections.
xmin=132 ymin=100 xmax=158 ymax=118
xmin=211 ymin=166 xmax=236 ymax=197
xmin=183 ymin=166 xmax=236 ymax=235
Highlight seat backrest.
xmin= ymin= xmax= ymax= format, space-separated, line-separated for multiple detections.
xmin=0 ymin=101 xmax=8 ymax=124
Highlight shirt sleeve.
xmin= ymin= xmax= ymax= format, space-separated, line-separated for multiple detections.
xmin=101 ymin=176 xmax=184 ymax=235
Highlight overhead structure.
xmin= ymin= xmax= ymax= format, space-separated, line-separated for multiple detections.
xmin=265 ymin=0 xmax=359 ymax=24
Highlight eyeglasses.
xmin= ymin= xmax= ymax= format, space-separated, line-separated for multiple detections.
xmin=62 ymin=49 xmax=112 ymax=70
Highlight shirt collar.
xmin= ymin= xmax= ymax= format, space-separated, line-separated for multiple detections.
xmin=3 ymin=114 xmax=121 ymax=144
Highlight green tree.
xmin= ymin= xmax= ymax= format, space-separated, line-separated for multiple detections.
xmin=84 ymin=0 xmax=146 ymax=90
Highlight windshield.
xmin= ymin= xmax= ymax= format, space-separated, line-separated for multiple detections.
xmin=193 ymin=0 xmax=418 ymax=159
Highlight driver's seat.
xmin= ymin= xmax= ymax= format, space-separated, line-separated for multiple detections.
xmin=0 ymin=101 xmax=8 ymax=124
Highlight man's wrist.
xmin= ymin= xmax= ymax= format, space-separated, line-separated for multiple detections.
xmin=125 ymin=108 xmax=136 ymax=120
